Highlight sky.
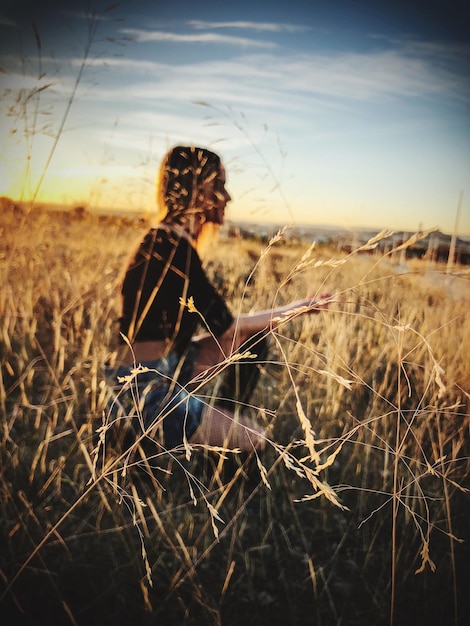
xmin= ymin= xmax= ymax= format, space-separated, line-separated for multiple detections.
xmin=0 ymin=0 xmax=469 ymax=234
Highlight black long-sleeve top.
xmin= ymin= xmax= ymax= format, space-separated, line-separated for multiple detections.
xmin=119 ymin=226 xmax=233 ymax=356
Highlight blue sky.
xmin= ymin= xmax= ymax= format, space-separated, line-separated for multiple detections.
xmin=0 ymin=0 xmax=469 ymax=234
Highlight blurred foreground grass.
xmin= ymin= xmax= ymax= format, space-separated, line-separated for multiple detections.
xmin=1 ymin=206 xmax=469 ymax=625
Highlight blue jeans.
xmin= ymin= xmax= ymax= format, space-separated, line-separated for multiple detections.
xmin=104 ymin=352 xmax=205 ymax=449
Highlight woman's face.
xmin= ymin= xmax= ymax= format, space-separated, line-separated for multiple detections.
xmin=201 ymin=165 xmax=231 ymax=225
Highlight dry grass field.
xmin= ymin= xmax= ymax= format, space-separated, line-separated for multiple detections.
xmin=1 ymin=206 xmax=469 ymax=626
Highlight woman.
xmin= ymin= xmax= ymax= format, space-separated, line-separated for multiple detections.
xmin=106 ymin=146 xmax=329 ymax=452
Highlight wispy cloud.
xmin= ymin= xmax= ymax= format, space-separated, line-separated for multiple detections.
xmin=85 ymin=43 xmax=469 ymax=108
xmin=187 ymin=20 xmax=310 ymax=33
xmin=6 ymin=36 xmax=468 ymax=115
xmin=270 ymin=49 xmax=466 ymax=101
xmin=121 ymin=28 xmax=277 ymax=48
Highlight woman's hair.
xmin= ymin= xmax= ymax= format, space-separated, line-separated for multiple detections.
xmin=156 ymin=146 xmax=221 ymax=223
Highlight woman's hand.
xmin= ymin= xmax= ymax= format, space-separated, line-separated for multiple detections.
xmin=306 ymin=292 xmax=333 ymax=313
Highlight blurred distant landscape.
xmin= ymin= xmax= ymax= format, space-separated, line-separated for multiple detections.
xmin=4 ymin=196 xmax=470 ymax=266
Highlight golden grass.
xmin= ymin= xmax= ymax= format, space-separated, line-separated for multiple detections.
xmin=1 ymin=206 xmax=469 ymax=626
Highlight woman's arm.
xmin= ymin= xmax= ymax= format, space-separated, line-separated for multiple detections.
xmin=235 ymin=294 xmax=331 ymax=335
xmin=193 ymin=294 xmax=331 ymax=344
xmin=190 ymin=294 xmax=332 ymax=375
